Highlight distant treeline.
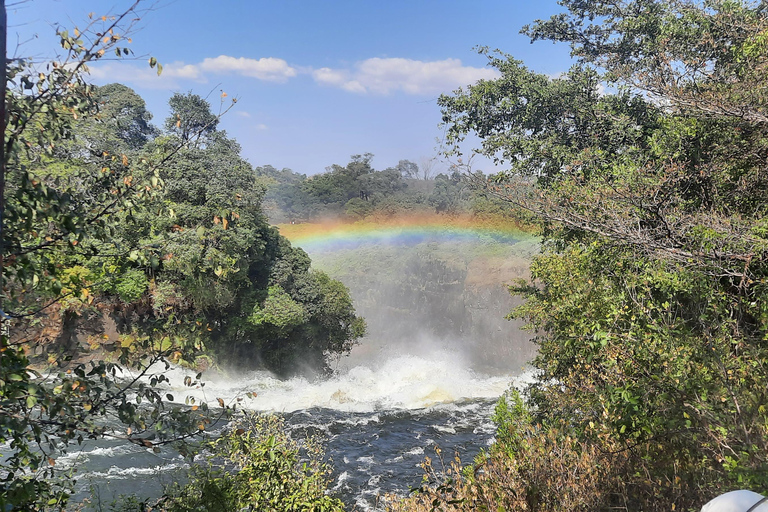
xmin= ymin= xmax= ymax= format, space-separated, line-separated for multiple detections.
xmin=255 ymin=154 xmax=526 ymax=223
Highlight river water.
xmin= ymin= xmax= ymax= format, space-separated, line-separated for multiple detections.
xmin=63 ymin=227 xmax=536 ymax=509
xmin=65 ymin=351 xmax=530 ymax=510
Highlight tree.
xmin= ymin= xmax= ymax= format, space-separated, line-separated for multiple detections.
xmin=90 ymin=83 xmax=158 ymax=151
xmin=358 ymin=166 xmax=406 ymax=202
xmin=256 ymin=165 xmax=309 ymax=222
xmin=438 ymin=0 xmax=768 ymax=508
xmin=0 ymin=5 xmax=217 ymax=509
xmin=299 ymin=154 xmax=376 ymax=215
xmin=165 ymin=92 xmax=219 ymax=145
xmin=243 ymin=236 xmax=365 ymax=377
xmin=395 ymin=159 xmax=419 ymax=179
xmin=0 ymin=6 xmax=364 ymax=510
xmin=429 ymin=170 xmax=463 ymax=213
xmin=120 ymin=93 xmax=366 ymax=377
xmin=418 ymin=156 xmax=439 ymax=180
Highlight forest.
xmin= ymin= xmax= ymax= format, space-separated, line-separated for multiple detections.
xmin=3 ymin=0 xmax=768 ymax=510
xmin=257 ymin=154 xmax=515 ymax=224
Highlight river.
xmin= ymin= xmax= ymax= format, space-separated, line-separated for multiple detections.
xmin=64 ymin=222 xmax=536 ymax=510
xmin=65 ymin=351 xmax=531 ymax=510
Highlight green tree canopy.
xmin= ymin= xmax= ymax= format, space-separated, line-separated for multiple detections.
xmin=435 ymin=0 xmax=768 ymax=509
xmin=165 ymin=92 xmax=219 ymax=145
xmin=92 ymin=83 xmax=158 ymax=150
xmin=1 ymin=17 xmax=364 ymax=511
xmin=0 ymin=10 xmax=201 ymax=509
xmin=116 ymin=92 xmax=367 ymax=376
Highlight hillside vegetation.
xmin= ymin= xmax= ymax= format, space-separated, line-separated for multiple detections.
xmin=8 ymin=83 xmax=366 ymax=378
xmin=257 ymin=154 xmax=532 ymax=225
xmin=396 ymin=1 xmax=768 ymax=510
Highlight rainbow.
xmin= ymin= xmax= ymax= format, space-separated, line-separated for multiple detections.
xmin=276 ymin=215 xmax=534 ymax=254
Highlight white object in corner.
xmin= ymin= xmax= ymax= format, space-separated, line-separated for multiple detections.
xmin=701 ymin=490 xmax=768 ymax=512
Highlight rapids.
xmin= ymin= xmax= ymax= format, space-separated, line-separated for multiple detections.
xmin=68 ymin=350 xmax=533 ymax=510
xmin=65 ymin=223 xmax=537 ymax=509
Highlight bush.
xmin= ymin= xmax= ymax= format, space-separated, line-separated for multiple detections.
xmin=250 ymin=285 xmax=307 ymax=333
xmin=114 ymin=268 xmax=149 ymax=303
xmin=391 ymin=420 xmax=627 ymax=512
xmin=160 ymin=413 xmax=344 ymax=512
xmin=151 ymin=280 xmax=189 ymax=316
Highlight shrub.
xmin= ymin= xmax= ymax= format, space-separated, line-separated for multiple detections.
xmin=390 ymin=394 xmax=629 ymax=512
xmin=151 ymin=280 xmax=189 ymax=316
xmin=250 ymin=285 xmax=306 ymax=333
xmin=114 ymin=268 xmax=149 ymax=303
xmin=160 ymin=413 xmax=344 ymax=512
xmin=59 ymin=265 xmax=96 ymax=312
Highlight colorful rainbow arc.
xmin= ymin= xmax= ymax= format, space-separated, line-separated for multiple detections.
xmin=277 ymin=216 xmax=532 ymax=253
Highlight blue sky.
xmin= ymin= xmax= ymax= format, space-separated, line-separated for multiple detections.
xmin=9 ymin=0 xmax=574 ymax=175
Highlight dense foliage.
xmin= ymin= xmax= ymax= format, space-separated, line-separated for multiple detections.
xmin=106 ymin=90 xmax=366 ymax=377
xmin=0 ymin=6 xmax=362 ymax=509
xmin=159 ymin=414 xmax=344 ymax=512
xmin=406 ymin=0 xmax=768 ymax=510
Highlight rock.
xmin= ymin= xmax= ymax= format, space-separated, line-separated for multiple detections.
xmin=331 ymin=390 xmax=351 ymax=403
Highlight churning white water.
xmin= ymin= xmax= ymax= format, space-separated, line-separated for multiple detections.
xmin=66 ymin=347 xmax=532 ymax=510
xmin=158 ymin=350 xmax=518 ymax=413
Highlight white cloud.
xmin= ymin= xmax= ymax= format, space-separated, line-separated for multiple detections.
xmin=165 ymin=62 xmax=205 ymax=81
xmin=342 ymin=80 xmax=367 ymax=94
xmin=312 ymin=67 xmax=349 ymax=87
xmin=233 ymin=111 xmax=266 ymax=129
xmin=85 ymin=62 xmax=200 ymax=90
xmin=86 ymin=55 xmax=498 ymax=97
xmin=86 ymin=55 xmax=296 ymax=88
xmin=312 ymin=57 xmax=500 ymax=95
xmin=199 ymin=56 xmax=296 ymax=82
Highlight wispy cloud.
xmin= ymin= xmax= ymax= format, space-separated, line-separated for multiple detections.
xmin=233 ymin=111 xmax=266 ymax=129
xmin=313 ymin=57 xmax=500 ymax=95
